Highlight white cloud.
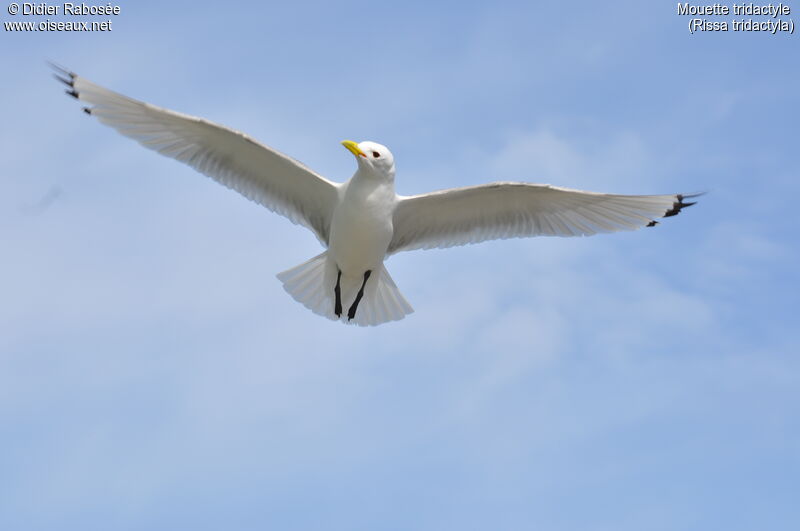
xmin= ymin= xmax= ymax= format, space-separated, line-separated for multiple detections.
xmin=490 ymin=127 xmax=654 ymax=191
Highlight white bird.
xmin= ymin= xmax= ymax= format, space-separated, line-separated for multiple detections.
xmin=53 ymin=65 xmax=700 ymax=326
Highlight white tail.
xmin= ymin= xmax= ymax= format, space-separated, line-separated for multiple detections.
xmin=276 ymin=252 xmax=414 ymax=326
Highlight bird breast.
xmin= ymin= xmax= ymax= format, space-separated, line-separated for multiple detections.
xmin=329 ymin=177 xmax=396 ymax=273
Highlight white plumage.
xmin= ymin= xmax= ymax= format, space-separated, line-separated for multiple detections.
xmin=53 ymin=65 xmax=700 ymax=326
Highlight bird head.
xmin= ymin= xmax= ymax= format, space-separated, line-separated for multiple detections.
xmin=341 ymin=140 xmax=395 ymax=180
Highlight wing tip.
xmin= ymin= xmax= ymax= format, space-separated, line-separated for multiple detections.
xmin=659 ymin=191 xmax=705 ymax=221
xmin=52 ymin=73 xmax=73 ymax=87
xmin=49 ymin=61 xmax=94 ymax=113
xmin=46 ymin=60 xmax=75 ymax=79
xmin=49 ymin=61 xmax=77 ymax=93
xmin=643 ymin=191 xmax=706 ymax=228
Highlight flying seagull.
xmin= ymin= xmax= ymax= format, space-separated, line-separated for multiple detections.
xmin=52 ymin=65 xmax=700 ymax=326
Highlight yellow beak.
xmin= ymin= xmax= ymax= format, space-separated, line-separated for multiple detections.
xmin=341 ymin=140 xmax=365 ymax=157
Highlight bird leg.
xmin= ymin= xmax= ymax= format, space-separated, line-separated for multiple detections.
xmin=347 ymin=270 xmax=372 ymax=321
xmin=334 ymin=270 xmax=342 ymax=317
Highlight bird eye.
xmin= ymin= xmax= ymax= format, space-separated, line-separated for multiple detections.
xmin=372 ymin=151 xmax=380 ymax=158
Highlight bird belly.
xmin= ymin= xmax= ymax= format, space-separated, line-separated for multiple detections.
xmin=329 ymin=197 xmax=393 ymax=275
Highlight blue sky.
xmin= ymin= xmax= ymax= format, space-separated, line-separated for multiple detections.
xmin=1 ymin=1 xmax=798 ymax=529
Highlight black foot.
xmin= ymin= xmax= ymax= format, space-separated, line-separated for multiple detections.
xmin=347 ymin=270 xmax=372 ymax=321
xmin=334 ymin=270 xmax=342 ymax=317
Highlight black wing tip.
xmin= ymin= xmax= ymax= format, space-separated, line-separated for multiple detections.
xmin=52 ymin=73 xmax=73 ymax=87
xmin=49 ymin=61 xmax=91 ymax=111
xmin=647 ymin=192 xmax=705 ymax=227
xmin=47 ymin=60 xmax=76 ymax=79
xmin=662 ymin=192 xmax=704 ymax=218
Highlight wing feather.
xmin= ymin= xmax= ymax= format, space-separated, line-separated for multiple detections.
xmin=389 ymin=182 xmax=699 ymax=254
xmin=54 ymin=65 xmax=339 ymax=244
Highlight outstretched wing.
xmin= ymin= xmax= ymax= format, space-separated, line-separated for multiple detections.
xmin=53 ymin=64 xmax=340 ymax=244
xmin=389 ymin=182 xmax=700 ymax=254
